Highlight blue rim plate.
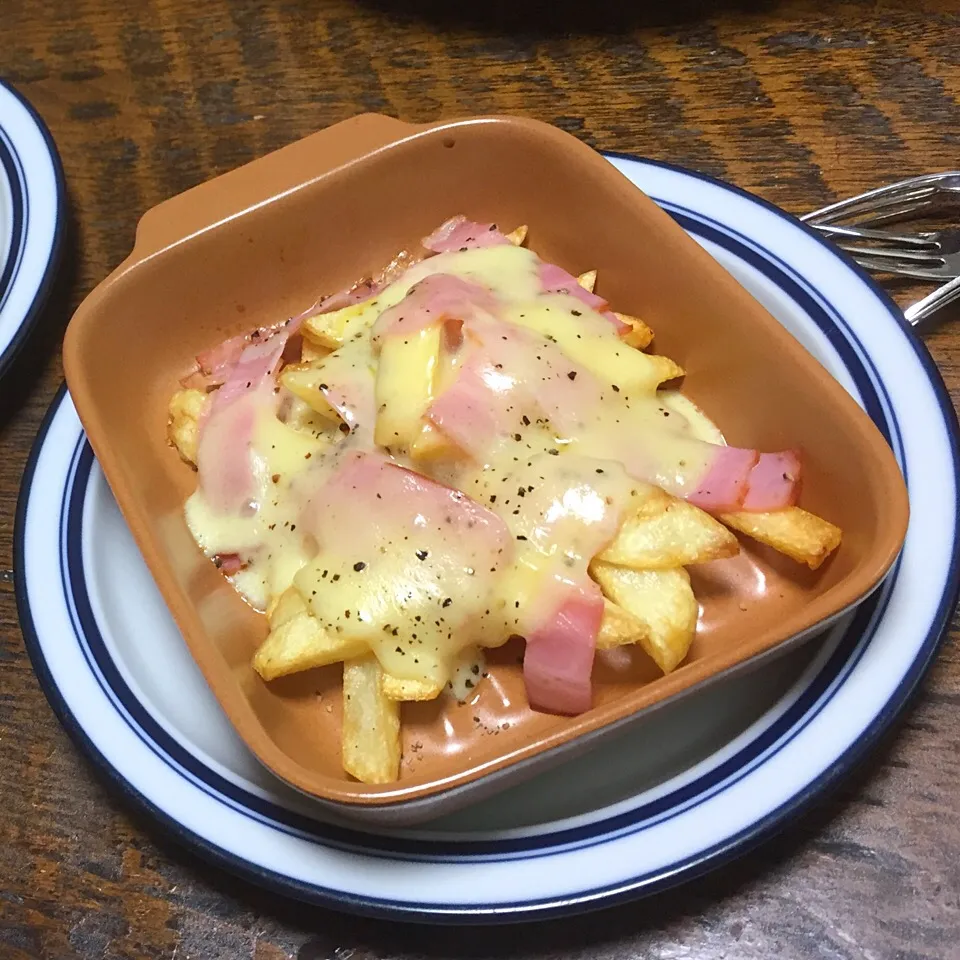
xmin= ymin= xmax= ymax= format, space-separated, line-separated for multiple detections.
xmin=0 ymin=80 xmax=65 ymax=380
xmin=15 ymin=154 xmax=960 ymax=922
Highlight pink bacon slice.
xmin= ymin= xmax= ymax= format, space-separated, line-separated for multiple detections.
xmin=523 ymin=578 xmax=604 ymax=716
xmin=538 ymin=262 xmax=629 ymax=335
xmin=686 ymin=446 xmax=760 ymax=514
xmin=196 ymin=330 xmax=289 ymax=514
xmin=422 ymin=216 xmax=512 ymax=253
xmin=302 ymin=450 xmax=512 ymax=586
xmin=741 ymin=450 xmax=802 ymax=511
xmin=371 ymin=274 xmax=500 ymax=343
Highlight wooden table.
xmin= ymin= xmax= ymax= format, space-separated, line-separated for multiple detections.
xmin=2 ymin=1 xmax=959 ymax=956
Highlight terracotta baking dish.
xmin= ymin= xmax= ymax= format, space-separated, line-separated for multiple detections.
xmin=62 ymin=114 xmax=908 ymax=824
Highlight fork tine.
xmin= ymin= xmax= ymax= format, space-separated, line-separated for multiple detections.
xmin=830 ymin=241 xmax=944 ymax=266
xmin=800 ymin=173 xmax=959 ymax=225
xmin=845 ymin=254 xmax=950 ymax=281
xmin=806 ymin=189 xmax=938 ymax=225
xmin=813 ymin=223 xmax=940 ymax=248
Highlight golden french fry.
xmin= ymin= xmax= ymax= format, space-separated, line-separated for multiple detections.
xmin=617 ymin=313 xmax=655 ymax=350
xmin=409 ymin=421 xmax=461 ymax=462
xmin=504 ymin=304 xmax=683 ymax=395
xmin=374 ymin=325 xmax=443 ymax=449
xmin=253 ymin=588 xmax=367 ymax=681
xmin=596 ymin=598 xmax=647 ymax=650
xmin=577 ymin=269 xmax=597 ymax=293
xmin=282 ymin=395 xmax=342 ymax=439
xmin=598 ymin=488 xmax=739 ymax=568
xmin=266 ymin=585 xmax=306 ymax=626
xmin=590 ymin=562 xmax=698 ymax=673
xmin=342 ymin=655 xmax=401 ymax=784
xmin=279 ymin=363 xmax=341 ymax=421
xmin=303 ymin=300 xmax=378 ymax=349
xmin=505 ymin=224 xmax=528 ymax=246
xmin=300 ymin=338 xmax=331 ymax=363
xmin=720 ymin=507 xmax=842 ymax=570
xmin=167 ymin=388 xmax=208 ymax=466
xmin=381 ymin=674 xmax=445 ymax=701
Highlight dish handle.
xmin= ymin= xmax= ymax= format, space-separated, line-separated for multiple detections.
xmin=129 ymin=114 xmax=418 ymax=263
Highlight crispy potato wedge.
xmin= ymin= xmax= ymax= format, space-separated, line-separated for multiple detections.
xmin=167 ymin=388 xmax=208 ymax=466
xmin=505 ymin=224 xmax=528 ymax=246
xmin=280 ymin=363 xmax=341 ymax=421
xmin=409 ymin=421 xmax=462 ymax=462
xmin=381 ymin=674 xmax=445 ymax=701
xmin=577 ymin=269 xmax=597 ymax=293
xmin=504 ymin=304 xmax=683 ymax=394
xmin=282 ymin=395 xmax=341 ymax=439
xmin=617 ymin=313 xmax=655 ymax=350
xmin=596 ymin=598 xmax=647 ymax=650
xmin=301 ymin=338 xmax=331 ymax=363
xmin=303 ymin=301 xmax=376 ymax=350
xmin=590 ymin=562 xmax=698 ymax=673
xmin=374 ymin=325 xmax=443 ymax=449
xmin=720 ymin=507 xmax=843 ymax=570
xmin=266 ymin=585 xmax=306 ymax=626
xmin=253 ymin=588 xmax=367 ymax=681
xmin=598 ymin=488 xmax=739 ymax=568
xmin=342 ymin=655 xmax=401 ymax=783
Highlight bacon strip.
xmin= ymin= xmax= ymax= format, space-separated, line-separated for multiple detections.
xmin=422 ymin=216 xmax=511 ymax=253
xmin=741 ymin=450 xmax=802 ymax=511
xmin=371 ymin=274 xmax=499 ymax=343
xmin=196 ymin=331 xmax=289 ymax=514
xmin=523 ymin=578 xmax=604 ymax=715
xmin=538 ymin=262 xmax=630 ymax=335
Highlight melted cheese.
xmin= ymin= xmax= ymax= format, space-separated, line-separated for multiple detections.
xmin=185 ymin=243 xmax=725 ymax=686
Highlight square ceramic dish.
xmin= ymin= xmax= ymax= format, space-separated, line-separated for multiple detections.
xmin=62 ymin=114 xmax=908 ymax=824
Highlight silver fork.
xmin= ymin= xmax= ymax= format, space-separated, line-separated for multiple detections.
xmin=801 ymin=172 xmax=960 ymax=323
xmin=809 ymin=223 xmax=960 ymax=282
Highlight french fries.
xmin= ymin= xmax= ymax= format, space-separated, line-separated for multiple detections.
xmin=597 ymin=487 xmax=739 ymax=568
xmin=342 ymin=656 xmax=401 ymax=784
xmin=178 ymin=229 xmax=845 ymax=789
xmin=505 ymin=224 xmax=528 ymax=246
xmin=597 ymin=598 xmax=647 ymax=649
xmin=409 ymin=421 xmax=461 ymax=462
xmin=166 ymin=388 xmax=208 ymax=466
xmin=253 ymin=587 xmax=366 ymax=680
xmin=279 ymin=363 xmax=341 ymax=422
xmin=577 ymin=269 xmax=597 ymax=293
xmin=720 ymin=507 xmax=843 ymax=570
xmin=381 ymin=674 xmax=445 ymax=702
xmin=374 ymin=325 xmax=443 ymax=449
xmin=303 ymin=301 xmax=374 ymax=350
xmin=590 ymin=562 xmax=698 ymax=674
xmin=617 ymin=313 xmax=655 ymax=350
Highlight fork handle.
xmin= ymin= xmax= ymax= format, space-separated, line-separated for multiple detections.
xmin=903 ymin=274 xmax=960 ymax=325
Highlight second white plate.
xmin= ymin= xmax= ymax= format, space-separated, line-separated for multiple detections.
xmin=16 ymin=154 xmax=959 ymax=920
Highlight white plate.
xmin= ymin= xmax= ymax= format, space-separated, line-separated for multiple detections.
xmin=0 ymin=80 xmax=64 ymax=378
xmin=16 ymin=154 xmax=959 ymax=922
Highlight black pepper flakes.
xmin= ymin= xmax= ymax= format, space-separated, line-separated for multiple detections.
xmin=353 ymin=561 xmax=366 ymax=571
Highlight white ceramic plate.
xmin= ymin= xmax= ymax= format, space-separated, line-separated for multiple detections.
xmin=16 ymin=154 xmax=959 ymax=922
xmin=0 ymin=80 xmax=64 ymax=378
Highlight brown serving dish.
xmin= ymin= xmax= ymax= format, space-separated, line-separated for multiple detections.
xmin=62 ymin=114 xmax=908 ymax=823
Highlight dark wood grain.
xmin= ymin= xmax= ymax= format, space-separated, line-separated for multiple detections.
xmin=2 ymin=0 xmax=960 ymax=956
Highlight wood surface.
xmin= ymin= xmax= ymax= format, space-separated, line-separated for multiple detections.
xmin=2 ymin=0 xmax=959 ymax=956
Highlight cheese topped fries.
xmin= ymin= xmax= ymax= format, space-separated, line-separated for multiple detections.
xmin=168 ymin=216 xmax=842 ymax=783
